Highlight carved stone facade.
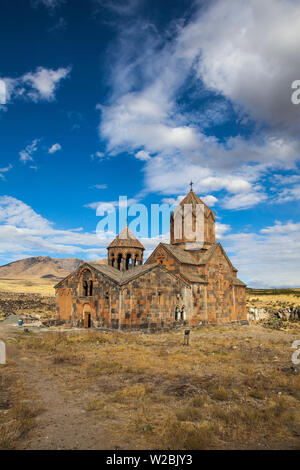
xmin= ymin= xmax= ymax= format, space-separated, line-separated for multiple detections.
xmin=55 ymin=189 xmax=247 ymax=329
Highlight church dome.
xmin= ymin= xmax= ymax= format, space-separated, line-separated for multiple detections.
xmin=107 ymin=226 xmax=145 ymax=270
xmin=107 ymin=226 xmax=145 ymax=250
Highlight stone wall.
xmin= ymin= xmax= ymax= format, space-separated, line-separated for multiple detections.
xmin=56 ymin=265 xmax=192 ymax=330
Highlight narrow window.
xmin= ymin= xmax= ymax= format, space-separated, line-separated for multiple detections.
xmin=83 ymin=281 xmax=89 ymax=297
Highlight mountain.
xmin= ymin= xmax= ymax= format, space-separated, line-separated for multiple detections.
xmin=0 ymin=256 xmax=107 ymax=280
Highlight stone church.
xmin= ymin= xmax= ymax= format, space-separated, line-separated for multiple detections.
xmin=55 ymin=189 xmax=246 ymax=329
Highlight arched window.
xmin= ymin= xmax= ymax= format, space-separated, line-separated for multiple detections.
xmin=83 ymin=281 xmax=89 ymax=297
xmin=126 ymin=253 xmax=132 ymax=270
xmin=181 ymin=306 xmax=186 ymax=321
xmin=117 ymin=254 xmax=123 ymax=270
xmin=81 ymin=269 xmax=93 ymax=297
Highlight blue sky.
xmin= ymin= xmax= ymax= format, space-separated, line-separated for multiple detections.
xmin=0 ymin=0 xmax=300 ymax=287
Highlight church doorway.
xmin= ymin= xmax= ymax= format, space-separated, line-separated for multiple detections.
xmin=84 ymin=313 xmax=91 ymax=329
xmin=83 ymin=305 xmax=92 ymax=328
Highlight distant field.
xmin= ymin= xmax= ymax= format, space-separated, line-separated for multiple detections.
xmin=0 ymin=278 xmax=56 ymax=297
xmin=247 ymin=288 xmax=300 ymax=310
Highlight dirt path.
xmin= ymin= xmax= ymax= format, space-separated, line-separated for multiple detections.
xmin=1 ymin=325 xmax=114 ymax=450
xmin=18 ymin=357 xmax=111 ymax=450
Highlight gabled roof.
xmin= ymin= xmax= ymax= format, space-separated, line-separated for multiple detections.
xmin=107 ymin=226 xmax=145 ymax=250
xmin=55 ymin=261 xmax=190 ymax=289
xmin=146 ymin=242 xmax=239 ymax=273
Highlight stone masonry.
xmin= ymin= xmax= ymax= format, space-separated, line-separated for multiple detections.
xmin=55 ymin=189 xmax=247 ymax=329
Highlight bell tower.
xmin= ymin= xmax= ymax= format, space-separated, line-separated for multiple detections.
xmin=170 ymin=186 xmax=215 ymax=250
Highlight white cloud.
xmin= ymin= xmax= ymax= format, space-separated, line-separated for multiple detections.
xmin=0 ymin=196 xmax=111 ymax=263
xmin=98 ymin=0 xmax=300 ymax=206
xmin=0 ymin=196 xmax=51 ymax=231
xmin=223 ymin=188 xmax=267 ymax=210
xmin=0 ymin=164 xmax=13 ymax=180
xmin=91 ymin=151 xmax=106 ymax=160
xmin=19 ymin=139 xmax=40 ymax=164
xmin=276 ymin=185 xmax=300 ymax=203
xmin=48 ymin=143 xmax=62 ymax=154
xmin=223 ymin=220 xmax=300 ymax=287
xmin=95 ymin=0 xmax=141 ymax=17
xmin=272 ymin=173 xmax=300 ymax=185
xmin=135 ymin=150 xmax=151 ymax=161
xmin=22 ymin=67 xmax=71 ymax=102
xmin=215 ymin=222 xmax=231 ymax=239
xmin=201 ymin=195 xmax=218 ymax=207
xmin=85 ymin=198 xmax=138 ymax=211
xmin=261 ymin=221 xmax=300 ymax=234
xmin=3 ymin=66 xmax=71 ymax=105
xmin=32 ymin=0 xmax=64 ymax=10
xmin=190 ymin=0 xmax=300 ymax=136
xmin=91 ymin=184 xmax=108 ymax=190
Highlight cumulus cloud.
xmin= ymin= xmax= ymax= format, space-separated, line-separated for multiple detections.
xmin=22 ymin=67 xmax=71 ymax=102
xmin=135 ymin=150 xmax=151 ymax=161
xmin=223 ymin=188 xmax=268 ymax=210
xmin=98 ymin=0 xmax=300 ymax=207
xmin=48 ymin=143 xmax=62 ymax=154
xmin=0 ymin=196 xmax=110 ymax=263
xmin=190 ymin=0 xmax=300 ymax=136
xmin=3 ymin=66 xmax=71 ymax=105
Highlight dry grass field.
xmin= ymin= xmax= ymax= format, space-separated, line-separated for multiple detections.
xmin=0 ymin=278 xmax=56 ymax=297
xmin=1 ymin=323 xmax=300 ymax=450
xmin=247 ymin=289 xmax=300 ymax=311
xmin=0 ymin=285 xmax=300 ymax=450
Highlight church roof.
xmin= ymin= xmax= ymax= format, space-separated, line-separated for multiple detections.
xmin=173 ymin=189 xmax=215 ymax=220
xmin=160 ymin=243 xmax=200 ymax=265
xmin=149 ymin=242 xmax=238 ymax=271
xmin=82 ymin=262 xmax=190 ymax=287
xmin=107 ymin=226 xmax=145 ymax=250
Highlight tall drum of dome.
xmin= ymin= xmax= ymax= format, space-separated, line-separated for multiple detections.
xmin=170 ymin=186 xmax=215 ymax=250
xmin=107 ymin=226 xmax=145 ymax=271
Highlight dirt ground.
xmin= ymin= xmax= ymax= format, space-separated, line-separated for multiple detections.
xmin=1 ymin=321 xmax=300 ymax=450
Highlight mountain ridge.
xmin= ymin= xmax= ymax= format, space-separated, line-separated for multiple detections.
xmin=0 ymin=256 xmax=107 ymax=280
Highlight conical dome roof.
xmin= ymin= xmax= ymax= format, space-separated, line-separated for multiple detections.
xmin=108 ymin=226 xmax=145 ymax=250
xmin=176 ymin=189 xmax=215 ymax=220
